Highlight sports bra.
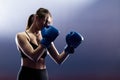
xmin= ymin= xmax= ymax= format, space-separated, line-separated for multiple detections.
xmin=19 ymin=31 xmax=47 ymax=59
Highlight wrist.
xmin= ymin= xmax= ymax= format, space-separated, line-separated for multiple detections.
xmin=64 ymin=45 xmax=74 ymax=54
xmin=40 ymin=39 xmax=51 ymax=48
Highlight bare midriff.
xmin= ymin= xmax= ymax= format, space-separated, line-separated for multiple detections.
xmin=21 ymin=58 xmax=46 ymax=69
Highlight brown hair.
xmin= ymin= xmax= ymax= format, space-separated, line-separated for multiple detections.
xmin=26 ymin=14 xmax=34 ymax=30
xmin=25 ymin=8 xmax=52 ymax=30
xmin=36 ymin=8 xmax=52 ymax=19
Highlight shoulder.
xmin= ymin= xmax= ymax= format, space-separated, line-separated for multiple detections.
xmin=16 ymin=32 xmax=27 ymax=41
xmin=16 ymin=32 xmax=25 ymax=38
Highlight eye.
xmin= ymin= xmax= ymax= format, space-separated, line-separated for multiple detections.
xmin=46 ymin=19 xmax=48 ymax=24
xmin=44 ymin=16 xmax=52 ymax=25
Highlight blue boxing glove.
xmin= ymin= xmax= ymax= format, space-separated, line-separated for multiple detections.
xmin=64 ymin=31 xmax=84 ymax=54
xmin=40 ymin=25 xmax=59 ymax=47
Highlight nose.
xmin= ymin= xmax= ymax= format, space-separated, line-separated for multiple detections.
xmin=44 ymin=21 xmax=51 ymax=27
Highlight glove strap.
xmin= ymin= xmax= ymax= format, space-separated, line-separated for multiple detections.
xmin=64 ymin=45 xmax=74 ymax=54
xmin=40 ymin=39 xmax=51 ymax=48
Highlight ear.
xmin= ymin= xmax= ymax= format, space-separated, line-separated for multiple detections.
xmin=35 ymin=15 xmax=40 ymax=20
xmin=33 ymin=14 xmax=38 ymax=22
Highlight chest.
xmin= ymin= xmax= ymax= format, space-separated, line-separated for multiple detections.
xmin=28 ymin=33 xmax=42 ymax=46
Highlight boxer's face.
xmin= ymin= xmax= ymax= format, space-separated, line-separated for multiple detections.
xmin=44 ymin=15 xmax=53 ymax=27
xmin=37 ymin=14 xmax=53 ymax=30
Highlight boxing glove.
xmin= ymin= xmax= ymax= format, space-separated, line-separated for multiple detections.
xmin=64 ymin=31 xmax=84 ymax=54
xmin=40 ymin=25 xmax=59 ymax=47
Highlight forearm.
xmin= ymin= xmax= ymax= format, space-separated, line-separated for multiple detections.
xmin=47 ymin=44 xmax=70 ymax=64
xmin=56 ymin=51 xmax=69 ymax=64
xmin=30 ymin=44 xmax=46 ymax=62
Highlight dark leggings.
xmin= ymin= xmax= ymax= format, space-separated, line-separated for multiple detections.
xmin=17 ymin=66 xmax=49 ymax=80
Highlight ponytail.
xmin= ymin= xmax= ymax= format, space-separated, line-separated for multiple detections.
xmin=26 ymin=14 xmax=34 ymax=30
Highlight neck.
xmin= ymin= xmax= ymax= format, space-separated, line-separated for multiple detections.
xmin=27 ymin=25 xmax=39 ymax=34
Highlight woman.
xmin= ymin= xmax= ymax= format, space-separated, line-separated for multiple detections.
xmin=15 ymin=8 xmax=78 ymax=80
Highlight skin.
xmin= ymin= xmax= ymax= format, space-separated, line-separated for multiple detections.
xmin=15 ymin=14 xmax=69 ymax=69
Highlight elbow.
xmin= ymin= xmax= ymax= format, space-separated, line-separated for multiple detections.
xmin=32 ymin=58 xmax=38 ymax=62
xmin=32 ymin=56 xmax=40 ymax=62
xmin=55 ymin=59 xmax=64 ymax=65
xmin=57 ymin=61 xmax=62 ymax=65
xmin=54 ymin=56 xmax=68 ymax=65
xmin=29 ymin=55 xmax=39 ymax=62
xmin=27 ymin=56 xmax=37 ymax=62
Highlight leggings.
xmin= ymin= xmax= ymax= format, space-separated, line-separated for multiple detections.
xmin=17 ymin=66 xmax=49 ymax=80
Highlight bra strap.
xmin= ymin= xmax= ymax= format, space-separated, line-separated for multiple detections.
xmin=25 ymin=31 xmax=31 ymax=40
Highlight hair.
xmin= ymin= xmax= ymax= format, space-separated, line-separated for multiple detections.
xmin=36 ymin=8 xmax=52 ymax=19
xmin=26 ymin=8 xmax=52 ymax=30
xmin=26 ymin=14 xmax=34 ymax=30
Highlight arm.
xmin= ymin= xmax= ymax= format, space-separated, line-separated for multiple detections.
xmin=15 ymin=33 xmax=46 ymax=62
xmin=47 ymin=42 xmax=69 ymax=65
xmin=47 ymin=31 xmax=84 ymax=65
xmin=16 ymin=25 xmax=59 ymax=62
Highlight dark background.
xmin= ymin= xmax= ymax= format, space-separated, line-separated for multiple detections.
xmin=0 ymin=0 xmax=120 ymax=80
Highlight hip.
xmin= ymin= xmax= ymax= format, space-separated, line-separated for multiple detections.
xmin=17 ymin=66 xmax=49 ymax=80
